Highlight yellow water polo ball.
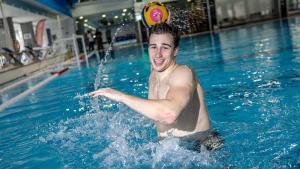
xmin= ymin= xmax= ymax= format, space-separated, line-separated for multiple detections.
xmin=142 ymin=1 xmax=169 ymax=28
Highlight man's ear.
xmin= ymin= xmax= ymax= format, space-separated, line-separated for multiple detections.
xmin=174 ymin=47 xmax=179 ymax=56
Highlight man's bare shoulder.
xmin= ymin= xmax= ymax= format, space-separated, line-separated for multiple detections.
xmin=170 ymin=65 xmax=196 ymax=86
xmin=149 ymin=70 xmax=155 ymax=81
xmin=172 ymin=65 xmax=194 ymax=78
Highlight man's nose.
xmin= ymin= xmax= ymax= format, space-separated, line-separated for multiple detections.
xmin=155 ymin=48 xmax=162 ymax=57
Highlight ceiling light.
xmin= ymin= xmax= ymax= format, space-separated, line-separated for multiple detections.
xmin=123 ymin=9 xmax=127 ymax=12
xmin=114 ymin=16 xmax=118 ymax=19
xmin=122 ymin=13 xmax=125 ymax=16
xmin=102 ymin=14 xmax=106 ymax=18
xmin=79 ymin=16 xmax=84 ymax=19
xmin=84 ymin=19 xmax=88 ymax=22
xmin=135 ymin=15 xmax=141 ymax=21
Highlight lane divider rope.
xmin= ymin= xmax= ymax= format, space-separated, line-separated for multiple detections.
xmin=0 ymin=67 xmax=69 ymax=112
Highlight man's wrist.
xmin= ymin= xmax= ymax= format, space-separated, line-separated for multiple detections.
xmin=119 ymin=92 xmax=127 ymax=103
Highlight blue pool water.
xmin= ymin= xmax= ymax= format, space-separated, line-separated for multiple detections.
xmin=0 ymin=72 xmax=51 ymax=105
xmin=1 ymin=18 xmax=300 ymax=168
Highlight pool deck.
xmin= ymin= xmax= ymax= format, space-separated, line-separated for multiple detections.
xmin=0 ymin=54 xmax=66 ymax=88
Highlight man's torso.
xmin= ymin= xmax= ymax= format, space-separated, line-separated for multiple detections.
xmin=148 ymin=64 xmax=210 ymax=137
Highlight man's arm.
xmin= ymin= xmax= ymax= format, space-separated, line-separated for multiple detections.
xmin=90 ymin=66 xmax=195 ymax=124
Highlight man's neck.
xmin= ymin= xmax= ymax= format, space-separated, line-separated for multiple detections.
xmin=155 ymin=63 xmax=178 ymax=81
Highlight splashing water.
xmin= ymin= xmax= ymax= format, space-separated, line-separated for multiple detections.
xmin=168 ymin=6 xmax=192 ymax=32
xmin=167 ymin=6 xmax=207 ymax=34
xmin=94 ymin=26 xmax=124 ymax=89
xmin=73 ymin=25 xmax=125 ymax=112
xmin=40 ymin=104 xmax=224 ymax=168
xmin=89 ymin=26 xmax=126 ymax=116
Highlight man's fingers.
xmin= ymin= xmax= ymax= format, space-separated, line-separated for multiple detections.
xmin=88 ymin=88 xmax=112 ymax=97
xmin=87 ymin=88 xmax=122 ymax=102
xmin=90 ymin=93 xmax=97 ymax=97
xmin=89 ymin=91 xmax=102 ymax=97
xmin=88 ymin=91 xmax=97 ymax=96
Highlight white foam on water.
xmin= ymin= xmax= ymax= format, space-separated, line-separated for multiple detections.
xmin=258 ymin=80 xmax=281 ymax=88
xmin=40 ymin=104 xmax=224 ymax=168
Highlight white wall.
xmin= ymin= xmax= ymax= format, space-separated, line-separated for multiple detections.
xmin=247 ymin=0 xmax=273 ymax=16
xmin=216 ymin=0 xmax=274 ymax=23
xmin=60 ymin=16 xmax=76 ymax=39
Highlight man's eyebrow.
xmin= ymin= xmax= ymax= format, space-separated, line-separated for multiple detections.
xmin=162 ymin=43 xmax=172 ymax=47
xmin=148 ymin=43 xmax=172 ymax=47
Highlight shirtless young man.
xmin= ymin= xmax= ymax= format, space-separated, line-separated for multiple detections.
xmin=90 ymin=23 xmax=223 ymax=151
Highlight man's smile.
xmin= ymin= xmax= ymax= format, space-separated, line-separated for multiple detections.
xmin=153 ymin=58 xmax=165 ymax=66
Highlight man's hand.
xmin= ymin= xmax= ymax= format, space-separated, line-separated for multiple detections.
xmin=89 ymin=88 xmax=125 ymax=102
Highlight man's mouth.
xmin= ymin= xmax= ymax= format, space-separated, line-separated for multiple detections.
xmin=153 ymin=58 xmax=165 ymax=66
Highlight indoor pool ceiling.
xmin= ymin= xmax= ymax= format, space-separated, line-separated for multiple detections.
xmin=73 ymin=0 xmax=134 ymax=27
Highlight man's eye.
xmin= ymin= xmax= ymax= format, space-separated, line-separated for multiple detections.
xmin=150 ymin=46 xmax=156 ymax=49
xmin=162 ymin=47 xmax=169 ymax=50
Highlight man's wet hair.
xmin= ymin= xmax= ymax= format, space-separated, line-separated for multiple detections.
xmin=149 ymin=23 xmax=180 ymax=48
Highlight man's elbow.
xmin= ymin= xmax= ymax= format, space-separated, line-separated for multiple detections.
xmin=161 ymin=112 xmax=178 ymax=125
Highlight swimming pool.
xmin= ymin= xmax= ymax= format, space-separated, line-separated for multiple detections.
xmin=0 ymin=17 xmax=299 ymax=168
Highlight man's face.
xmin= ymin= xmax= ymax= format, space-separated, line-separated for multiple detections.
xmin=148 ymin=33 xmax=178 ymax=72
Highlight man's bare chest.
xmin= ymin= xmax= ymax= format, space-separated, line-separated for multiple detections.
xmin=149 ymin=79 xmax=170 ymax=99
